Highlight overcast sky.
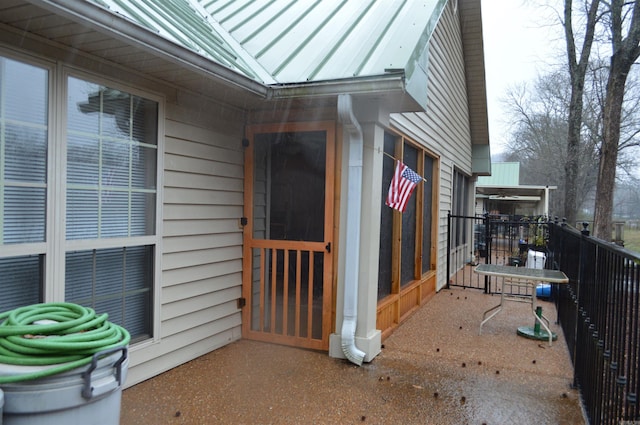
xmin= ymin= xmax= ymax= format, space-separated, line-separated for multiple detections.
xmin=481 ymin=0 xmax=564 ymax=155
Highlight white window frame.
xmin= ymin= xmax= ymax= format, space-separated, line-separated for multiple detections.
xmin=0 ymin=48 xmax=164 ymax=348
xmin=60 ymin=67 xmax=164 ymax=348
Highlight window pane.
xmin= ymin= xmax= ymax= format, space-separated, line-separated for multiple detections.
xmin=131 ymin=145 xmax=157 ymax=189
xmin=2 ymin=58 xmax=48 ymax=124
xmin=422 ymin=154 xmax=434 ymax=273
xmin=401 ymin=145 xmax=418 ymax=287
xmin=131 ymin=192 xmax=155 ymax=236
xmin=99 ymin=91 xmax=131 ymax=139
xmin=66 ymin=77 xmax=158 ymax=240
xmin=101 ymin=191 xmax=129 ymax=237
xmin=4 ymin=186 xmax=46 ymax=243
xmin=67 ymin=78 xmax=101 ymax=135
xmin=67 ymin=134 xmax=99 ymax=185
xmin=452 ymin=170 xmax=469 ymax=247
xmin=67 ymin=188 xmax=99 ymax=239
xmin=1 ymin=58 xmax=48 ymax=246
xmin=132 ymin=99 xmax=158 ymax=145
xmin=65 ymin=246 xmax=153 ymax=341
xmin=5 ymin=124 xmax=47 ymax=183
xmin=0 ymin=255 xmax=42 ymax=313
xmin=102 ymin=140 xmax=131 ymax=187
xmin=377 ymin=132 xmax=395 ymax=300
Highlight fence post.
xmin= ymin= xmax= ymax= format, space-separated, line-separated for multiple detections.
xmin=573 ymin=221 xmax=589 ymax=391
xmin=446 ymin=211 xmax=451 ymax=289
xmin=581 ymin=222 xmax=590 ymax=236
xmin=485 ymin=214 xmax=490 ymax=292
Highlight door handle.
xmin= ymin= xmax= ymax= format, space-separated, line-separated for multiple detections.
xmin=325 ymin=242 xmax=331 ymax=253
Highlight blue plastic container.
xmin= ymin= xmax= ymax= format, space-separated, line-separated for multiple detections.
xmin=536 ymin=283 xmax=551 ymax=298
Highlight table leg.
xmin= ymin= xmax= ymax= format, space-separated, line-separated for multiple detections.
xmin=479 ymin=278 xmax=505 ymax=335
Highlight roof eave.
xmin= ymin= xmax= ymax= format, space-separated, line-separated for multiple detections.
xmin=267 ymin=73 xmax=424 ymax=113
xmin=29 ymin=0 xmax=269 ymax=98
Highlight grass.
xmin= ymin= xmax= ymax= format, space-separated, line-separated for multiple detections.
xmin=624 ymin=227 xmax=640 ymax=254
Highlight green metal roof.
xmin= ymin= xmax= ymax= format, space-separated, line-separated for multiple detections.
xmin=89 ymin=0 xmax=446 ymax=96
xmin=202 ymin=0 xmax=444 ymax=83
xmin=90 ymin=0 xmax=266 ymax=81
xmin=477 ymin=162 xmax=520 ymax=186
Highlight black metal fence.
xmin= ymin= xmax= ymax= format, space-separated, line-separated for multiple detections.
xmin=448 ymin=215 xmax=640 ymax=424
xmin=550 ymin=221 xmax=640 ymax=425
xmin=448 ymin=213 xmax=550 ymax=294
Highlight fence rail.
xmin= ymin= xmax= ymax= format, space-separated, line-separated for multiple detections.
xmin=448 ymin=213 xmax=549 ymax=295
xmin=550 ymin=221 xmax=640 ymax=425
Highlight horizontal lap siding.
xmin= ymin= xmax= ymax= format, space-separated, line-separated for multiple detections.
xmin=391 ymin=2 xmax=471 ymax=291
xmin=127 ymin=93 xmax=246 ymax=387
xmin=1 ymin=17 xmax=249 ymax=387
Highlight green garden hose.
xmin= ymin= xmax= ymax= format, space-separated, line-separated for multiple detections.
xmin=0 ymin=302 xmax=130 ymax=384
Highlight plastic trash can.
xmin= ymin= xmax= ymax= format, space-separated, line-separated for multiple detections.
xmin=0 ymin=346 xmax=127 ymax=425
xmin=527 ymin=250 xmax=546 ymax=269
xmin=527 ymin=250 xmax=551 ymax=299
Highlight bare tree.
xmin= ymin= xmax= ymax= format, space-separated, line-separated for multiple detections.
xmin=593 ymin=0 xmax=640 ymax=239
xmin=503 ymin=71 xmax=599 ymax=216
xmin=563 ymin=0 xmax=602 ymax=225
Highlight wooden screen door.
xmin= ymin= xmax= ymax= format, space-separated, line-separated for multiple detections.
xmin=242 ymin=122 xmax=335 ymax=350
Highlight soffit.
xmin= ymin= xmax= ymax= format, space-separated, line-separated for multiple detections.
xmin=476 ymin=185 xmax=556 ymax=198
xmin=459 ymin=0 xmax=489 ymax=148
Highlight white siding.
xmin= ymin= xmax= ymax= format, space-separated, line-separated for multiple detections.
xmin=390 ymin=1 xmax=472 ymax=291
xmin=126 ymin=92 xmax=246 ymax=387
xmin=0 ymin=27 xmax=249 ymax=386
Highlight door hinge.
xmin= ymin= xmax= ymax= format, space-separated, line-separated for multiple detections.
xmin=242 ymin=138 xmax=250 ymax=148
xmin=237 ymin=297 xmax=246 ymax=309
xmin=325 ymin=242 xmax=331 ymax=253
xmin=240 ymin=217 xmax=248 ymax=226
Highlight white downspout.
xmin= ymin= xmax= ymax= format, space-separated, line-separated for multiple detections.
xmin=337 ymin=94 xmax=366 ymax=366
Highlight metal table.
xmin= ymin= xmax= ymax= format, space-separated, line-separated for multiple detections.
xmin=474 ymin=264 xmax=569 ymax=346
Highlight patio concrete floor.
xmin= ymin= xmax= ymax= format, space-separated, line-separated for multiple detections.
xmin=120 ymin=286 xmax=586 ymax=424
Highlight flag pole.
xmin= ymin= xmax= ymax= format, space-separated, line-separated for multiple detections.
xmin=381 ymin=151 xmax=427 ymax=183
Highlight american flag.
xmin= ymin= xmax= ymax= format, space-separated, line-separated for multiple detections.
xmin=385 ymin=161 xmax=423 ymax=212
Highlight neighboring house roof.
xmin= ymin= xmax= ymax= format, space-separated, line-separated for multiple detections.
xmin=476 ymin=162 xmax=557 ymax=203
xmin=477 ymin=162 xmax=520 ymax=186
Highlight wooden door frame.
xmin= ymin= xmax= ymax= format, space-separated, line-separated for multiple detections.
xmin=241 ymin=121 xmax=336 ymax=350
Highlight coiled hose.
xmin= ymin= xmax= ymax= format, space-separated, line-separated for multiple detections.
xmin=0 ymin=302 xmax=130 ymax=384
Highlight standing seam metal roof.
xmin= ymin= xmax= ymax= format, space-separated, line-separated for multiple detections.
xmin=92 ymin=0 xmax=263 ymax=80
xmin=203 ymin=0 xmax=444 ymax=83
xmin=90 ymin=0 xmax=445 ymax=87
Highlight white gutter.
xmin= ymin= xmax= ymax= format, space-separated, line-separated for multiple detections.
xmin=337 ymin=94 xmax=366 ymax=366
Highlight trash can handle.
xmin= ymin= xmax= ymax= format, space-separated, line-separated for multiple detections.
xmin=82 ymin=345 xmax=128 ymax=400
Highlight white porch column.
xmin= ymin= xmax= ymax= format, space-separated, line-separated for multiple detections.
xmin=330 ymin=107 xmax=385 ymax=362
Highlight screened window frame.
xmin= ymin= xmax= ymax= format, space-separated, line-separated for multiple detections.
xmin=0 ymin=49 xmax=163 ymax=348
xmin=377 ymin=131 xmax=438 ymax=301
xmin=451 ymin=168 xmax=470 ymax=248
